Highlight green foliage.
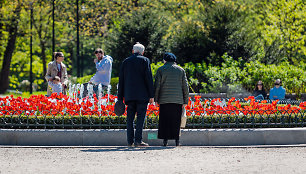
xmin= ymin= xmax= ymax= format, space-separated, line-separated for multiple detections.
xmin=4 ymin=91 xmax=47 ymax=98
xmin=166 ymin=1 xmax=258 ymax=65
xmin=167 ymin=19 xmax=209 ymax=64
xmin=0 ymin=0 xmax=305 ymax=94
xmin=151 ymin=61 xmax=164 ymax=78
xmin=76 ymin=74 xmax=93 ymax=84
xmin=151 ymin=53 xmax=306 ymax=95
xmin=106 ymin=8 xmax=169 ymax=75
xmin=200 ymin=54 xmax=246 ymax=94
xmin=250 ymin=0 xmax=306 ymax=64
xmin=110 ymin=77 xmax=119 ymax=95
xmin=242 ymin=61 xmax=306 ymax=95
xmin=76 ymin=74 xmax=119 ymax=95
xmin=1 ymin=112 xmax=305 ymax=129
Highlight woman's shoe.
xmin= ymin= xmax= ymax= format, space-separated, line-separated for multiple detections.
xmin=163 ymin=139 xmax=168 ymax=146
xmin=175 ymin=140 xmax=180 ymax=146
xmin=134 ymin=141 xmax=149 ymax=147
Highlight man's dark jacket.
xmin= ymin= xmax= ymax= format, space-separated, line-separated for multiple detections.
xmin=117 ymin=53 xmax=154 ymax=103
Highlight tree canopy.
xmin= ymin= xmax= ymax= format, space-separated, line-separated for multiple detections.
xmin=0 ymin=0 xmax=305 ymax=93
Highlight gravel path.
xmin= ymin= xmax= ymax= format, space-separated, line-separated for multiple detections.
xmin=0 ymin=146 xmax=306 ymax=174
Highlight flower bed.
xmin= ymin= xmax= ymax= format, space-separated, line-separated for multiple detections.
xmin=0 ymin=94 xmax=305 ymax=129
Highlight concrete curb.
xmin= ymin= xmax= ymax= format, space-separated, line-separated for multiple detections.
xmin=0 ymin=128 xmax=305 ymax=146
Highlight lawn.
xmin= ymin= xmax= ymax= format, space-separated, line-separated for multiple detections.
xmin=3 ymin=91 xmax=47 ymax=98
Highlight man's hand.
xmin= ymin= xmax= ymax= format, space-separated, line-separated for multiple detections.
xmin=119 ymin=98 xmax=125 ymax=104
xmin=149 ymin=98 xmax=154 ymax=104
xmin=94 ymin=59 xmax=98 ymax=63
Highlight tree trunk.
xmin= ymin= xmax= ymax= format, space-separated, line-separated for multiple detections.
xmin=68 ymin=41 xmax=73 ymax=75
xmin=41 ymin=41 xmax=47 ymax=77
xmin=0 ymin=3 xmax=4 ymax=59
xmin=0 ymin=2 xmax=22 ymax=94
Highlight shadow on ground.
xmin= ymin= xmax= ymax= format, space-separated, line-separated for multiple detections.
xmin=81 ymin=146 xmax=176 ymax=152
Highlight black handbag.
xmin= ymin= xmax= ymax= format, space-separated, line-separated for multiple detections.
xmin=114 ymin=100 xmax=125 ymax=116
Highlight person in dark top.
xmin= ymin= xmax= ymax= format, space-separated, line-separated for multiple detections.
xmin=117 ymin=42 xmax=154 ymax=147
xmin=252 ymin=80 xmax=267 ymax=100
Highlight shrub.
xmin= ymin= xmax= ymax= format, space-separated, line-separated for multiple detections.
xmin=76 ymin=74 xmax=119 ymax=95
xmin=105 ymin=8 xmax=169 ymax=76
xmin=76 ymin=75 xmax=92 ymax=84
xmin=110 ymin=77 xmax=119 ymax=95
xmin=151 ymin=54 xmax=306 ymax=96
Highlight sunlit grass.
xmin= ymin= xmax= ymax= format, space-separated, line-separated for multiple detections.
xmin=2 ymin=91 xmax=47 ymax=98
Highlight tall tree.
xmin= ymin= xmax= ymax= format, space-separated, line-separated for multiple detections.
xmin=33 ymin=0 xmax=52 ymax=77
xmin=0 ymin=0 xmax=22 ymax=93
xmin=0 ymin=0 xmax=6 ymax=59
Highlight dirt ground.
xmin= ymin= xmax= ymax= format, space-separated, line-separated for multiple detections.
xmin=0 ymin=146 xmax=306 ymax=174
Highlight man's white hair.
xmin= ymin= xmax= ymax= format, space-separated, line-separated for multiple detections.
xmin=133 ymin=42 xmax=145 ymax=54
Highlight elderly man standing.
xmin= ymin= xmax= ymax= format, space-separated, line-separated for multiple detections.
xmin=89 ymin=48 xmax=113 ymax=96
xmin=118 ymin=42 xmax=154 ymax=147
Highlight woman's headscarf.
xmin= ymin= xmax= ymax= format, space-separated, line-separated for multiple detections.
xmin=163 ymin=52 xmax=177 ymax=62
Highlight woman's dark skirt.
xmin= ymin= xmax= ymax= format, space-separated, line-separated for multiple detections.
xmin=158 ymin=103 xmax=182 ymax=140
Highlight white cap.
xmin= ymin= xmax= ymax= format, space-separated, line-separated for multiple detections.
xmin=133 ymin=42 xmax=145 ymax=54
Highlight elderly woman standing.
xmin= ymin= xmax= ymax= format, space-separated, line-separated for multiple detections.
xmin=154 ymin=53 xmax=189 ymax=146
xmin=45 ymin=52 xmax=68 ymax=96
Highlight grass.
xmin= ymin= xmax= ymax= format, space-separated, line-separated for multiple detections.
xmin=2 ymin=91 xmax=47 ymax=98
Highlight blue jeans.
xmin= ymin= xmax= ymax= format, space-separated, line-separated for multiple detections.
xmin=82 ymin=83 xmax=108 ymax=98
xmin=126 ymin=102 xmax=148 ymax=145
xmin=255 ymin=94 xmax=264 ymax=100
xmin=93 ymin=84 xmax=108 ymax=97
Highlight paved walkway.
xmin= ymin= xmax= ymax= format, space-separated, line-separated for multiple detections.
xmin=1 ymin=146 xmax=306 ymax=174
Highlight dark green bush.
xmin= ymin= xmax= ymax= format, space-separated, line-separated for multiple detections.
xmin=1 ymin=112 xmax=305 ymax=129
xmin=105 ymin=8 xmax=169 ymax=76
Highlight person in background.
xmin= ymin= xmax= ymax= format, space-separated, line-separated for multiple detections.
xmin=45 ymin=52 xmax=68 ymax=96
xmin=117 ymin=42 xmax=154 ymax=147
xmin=154 ymin=52 xmax=189 ymax=146
xmin=48 ymin=76 xmax=62 ymax=95
xmin=269 ymin=79 xmax=286 ymax=100
xmin=252 ymin=80 xmax=267 ymax=100
xmin=89 ymin=48 xmax=113 ymax=97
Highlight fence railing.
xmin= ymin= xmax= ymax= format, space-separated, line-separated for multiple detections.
xmin=195 ymin=98 xmax=304 ymax=105
xmin=0 ymin=109 xmax=305 ymax=129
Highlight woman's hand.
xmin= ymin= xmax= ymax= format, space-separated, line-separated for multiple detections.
xmin=183 ymin=104 xmax=187 ymax=108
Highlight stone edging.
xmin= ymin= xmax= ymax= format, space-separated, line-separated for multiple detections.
xmin=0 ymin=128 xmax=305 ymax=146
